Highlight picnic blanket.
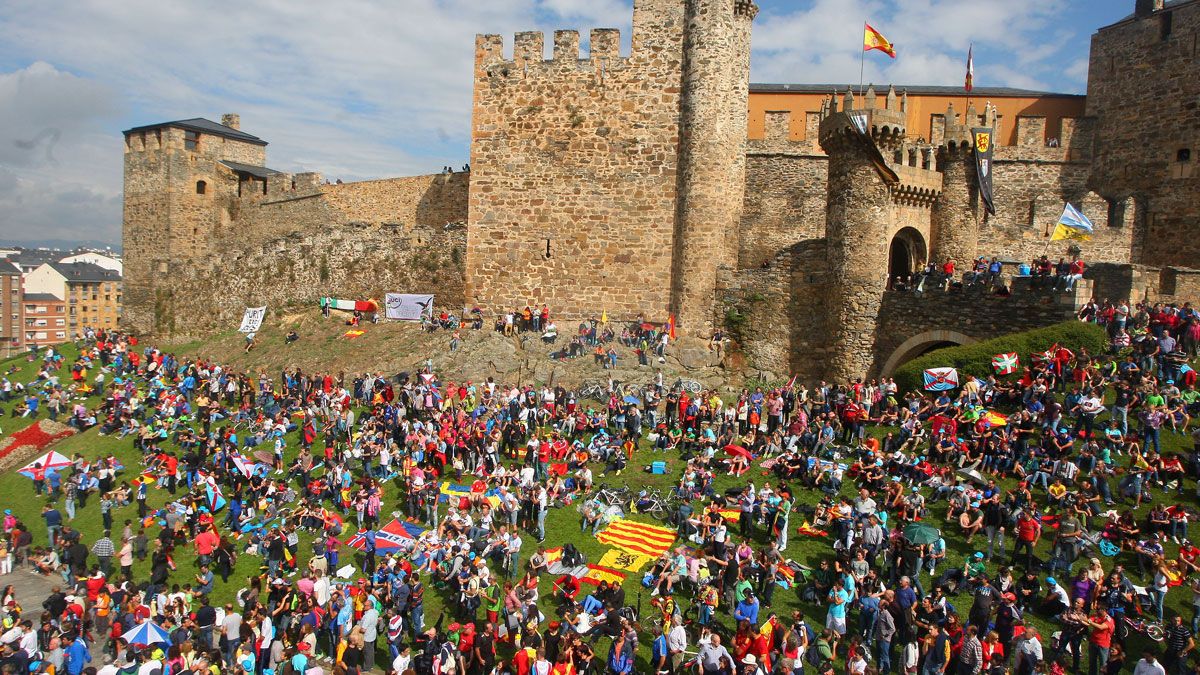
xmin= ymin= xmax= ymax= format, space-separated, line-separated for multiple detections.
xmin=596 ymin=518 xmax=676 ymax=557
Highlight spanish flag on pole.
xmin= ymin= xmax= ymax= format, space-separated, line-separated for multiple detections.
xmin=864 ymin=23 xmax=896 ymax=58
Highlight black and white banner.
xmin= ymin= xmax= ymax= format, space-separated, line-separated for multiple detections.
xmin=384 ymin=293 xmax=434 ymax=321
xmin=239 ymin=306 xmax=266 ymax=333
xmin=972 ymin=127 xmax=996 ymax=215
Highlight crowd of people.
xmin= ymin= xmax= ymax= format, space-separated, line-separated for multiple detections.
xmin=0 ymin=294 xmax=1195 ymax=675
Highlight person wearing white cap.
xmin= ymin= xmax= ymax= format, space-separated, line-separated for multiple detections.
xmin=740 ymin=652 xmax=768 ymax=675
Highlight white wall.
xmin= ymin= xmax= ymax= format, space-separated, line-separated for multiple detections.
xmin=24 ymin=264 xmax=67 ymax=298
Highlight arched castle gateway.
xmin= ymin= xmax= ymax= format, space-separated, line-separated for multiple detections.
xmin=122 ymin=0 xmax=1200 ymax=381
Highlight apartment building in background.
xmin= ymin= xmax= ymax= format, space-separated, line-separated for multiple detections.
xmin=22 ymin=293 xmax=68 ymax=347
xmin=0 ymin=261 xmax=23 ymax=352
xmin=25 ymin=262 xmax=123 ymax=339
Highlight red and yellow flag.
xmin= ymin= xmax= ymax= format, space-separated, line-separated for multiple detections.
xmin=596 ymin=518 xmax=676 ymax=557
xmin=864 ymin=23 xmax=896 ymax=58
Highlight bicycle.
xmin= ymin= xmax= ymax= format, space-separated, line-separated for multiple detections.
xmin=577 ymin=383 xmax=606 ymax=401
xmin=671 ymin=378 xmax=703 ymax=394
xmin=1118 ymin=614 xmax=1165 ymax=642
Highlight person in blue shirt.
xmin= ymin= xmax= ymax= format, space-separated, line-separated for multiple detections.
xmin=63 ymin=634 xmax=91 ymax=675
xmin=734 ymin=590 xmax=761 ymax=625
xmin=826 ymin=579 xmax=850 ymax=636
xmin=608 ymin=632 xmax=634 ymax=675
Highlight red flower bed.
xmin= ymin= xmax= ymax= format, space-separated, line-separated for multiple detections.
xmin=0 ymin=420 xmax=76 ymax=463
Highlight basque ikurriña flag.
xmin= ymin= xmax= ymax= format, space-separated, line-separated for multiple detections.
xmin=922 ymin=367 xmax=959 ymax=391
xmin=991 ymin=352 xmax=1019 ymax=375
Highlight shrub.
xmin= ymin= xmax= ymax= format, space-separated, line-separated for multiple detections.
xmin=892 ymin=321 xmax=1109 ymax=394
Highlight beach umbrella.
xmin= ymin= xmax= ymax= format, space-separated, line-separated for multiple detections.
xmin=903 ymin=522 xmax=941 ymax=546
xmin=19 ymin=451 xmax=72 ymax=481
xmin=723 ymin=444 xmax=752 ymax=459
xmin=122 ymin=620 xmax=171 ymax=645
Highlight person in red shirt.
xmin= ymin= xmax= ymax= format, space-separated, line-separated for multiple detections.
xmin=194 ymin=526 xmax=220 ymax=565
xmin=1083 ymin=606 xmax=1114 ymax=674
xmin=1013 ymin=512 xmax=1041 ymax=569
xmin=163 ymin=453 xmax=179 ymax=495
xmin=555 ymin=574 xmax=580 ymax=607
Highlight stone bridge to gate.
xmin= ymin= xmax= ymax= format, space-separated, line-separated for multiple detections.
xmin=872 ymin=276 xmax=1092 ymax=377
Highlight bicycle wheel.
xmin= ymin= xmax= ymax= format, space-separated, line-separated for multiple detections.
xmin=1145 ymin=623 xmax=1165 ymax=641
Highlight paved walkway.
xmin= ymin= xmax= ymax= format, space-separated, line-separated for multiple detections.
xmin=7 ymin=567 xmax=60 ymax=616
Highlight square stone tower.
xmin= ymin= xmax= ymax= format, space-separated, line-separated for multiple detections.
xmin=466 ymin=0 xmax=756 ymax=332
xmin=121 ymin=115 xmax=267 ymax=334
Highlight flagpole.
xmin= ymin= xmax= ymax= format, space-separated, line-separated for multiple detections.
xmin=965 ymin=44 xmax=973 ymax=123
xmin=859 ymin=22 xmax=866 ymax=96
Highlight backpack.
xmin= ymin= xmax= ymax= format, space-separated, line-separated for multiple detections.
xmin=562 ymin=543 xmax=586 ymax=567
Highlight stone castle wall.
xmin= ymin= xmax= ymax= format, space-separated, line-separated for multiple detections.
xmin=221 ymin=173 xmax=469 ymax=251
xmin=1087 ymin=0 xmax=1200 ymax=267
xmin=873 ymin=279 xmax=1091 ymax=376
xmin=465 ymin=0 xmax=688 ymax=324
xmin=158 ymin=222 xmax=466 ymax=337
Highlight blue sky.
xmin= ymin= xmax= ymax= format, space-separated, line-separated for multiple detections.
xmin=0 ymin=0 xmax=1134 ymax=246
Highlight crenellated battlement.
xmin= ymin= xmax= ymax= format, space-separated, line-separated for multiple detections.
xmin=475 ymin=28 xmax=632 ymax=79
xmin=818 ymin=85 xmax=908 ymax=150
xmin=995 ymin=115 xmax=1096 ymax=163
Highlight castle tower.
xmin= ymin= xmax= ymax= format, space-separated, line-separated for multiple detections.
xmin=931 ymin=102 xmax=980 ymax=265
xmin=121 ymin=116 xmax=267 ymax=334
xmin=818 ymin=92 xmax=906 ymax=382
xmin=669 ymin=0 xmax=758 ymax=334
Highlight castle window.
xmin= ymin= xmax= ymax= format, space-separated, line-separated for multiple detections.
xmin=184 ymin=130 xmax=200 ymax=151
xmin=195 ymin=180 xmax=207 ymax=195
xmin=1177 ymin=148 xmax=1191 ymax=162
xmin=544 ymin=239 xmax=552 ymax=259
xmin=1161 ymin=11 xmax=1172 ymax=40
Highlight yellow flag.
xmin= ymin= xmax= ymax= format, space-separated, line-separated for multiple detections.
xmin=601 ymin=309 xmax=608 ymax=324
xmin=1050 ymin=223 xmax=1090 ymax=241
xmin=599 ymin=549 xmax=656 ymax=572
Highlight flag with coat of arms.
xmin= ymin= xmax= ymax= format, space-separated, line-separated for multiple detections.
xmin=991 ymin=352 xmax=1019 ymax=375
xmin=922 ymin=367 xmax=959 ymax=391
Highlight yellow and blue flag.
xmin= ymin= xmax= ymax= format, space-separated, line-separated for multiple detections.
xmin=1051 ymin=203 xmax=1094 ymax=241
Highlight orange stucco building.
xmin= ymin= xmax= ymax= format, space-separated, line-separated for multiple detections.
xmin=748 ymin=84 xmax=1087 ymax=147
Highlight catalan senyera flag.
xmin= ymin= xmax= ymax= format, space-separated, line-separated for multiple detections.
xmin=596 ymin=518 xmax=676 ymax=557
xmin=864 ymin=23 xmax=896 ymax=58
xmin=964 ymin=45 xmax=974 ymax=92
xmin=667 ymin=314 xmax=677 ymax=340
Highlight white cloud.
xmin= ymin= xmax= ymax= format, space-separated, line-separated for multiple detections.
xmin=0 ymin=0 xmax=1094 ymax=245
xmin=0 ymin=61 xmax=124 ymax=243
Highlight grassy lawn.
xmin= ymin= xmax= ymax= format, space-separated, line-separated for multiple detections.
xmin=0 ymin=344 xmax=1193 ymax=672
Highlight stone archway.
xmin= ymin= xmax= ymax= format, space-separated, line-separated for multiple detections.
xmin=880 ymin=329 xmax=976 ymax=377
xmin=888 ymin=226 xmax=927 ymax=289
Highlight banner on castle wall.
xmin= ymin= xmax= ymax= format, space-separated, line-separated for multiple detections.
xmin=239 ymin=307 xmax=266 ymax=333
xmin=384 ymin=293 xmax=435 ymax=322
xmin=847 ymin=111 xmax=900 ymax=183
xmin=972 ymin=127 xmax=996 ymax=215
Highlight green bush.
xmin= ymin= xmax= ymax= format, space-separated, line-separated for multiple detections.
xmin=893 ymin=321 xmax=1109 ymax=394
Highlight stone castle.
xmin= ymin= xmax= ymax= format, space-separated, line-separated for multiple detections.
xmin=122 ymin=0 xmax=1200 ymax=382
